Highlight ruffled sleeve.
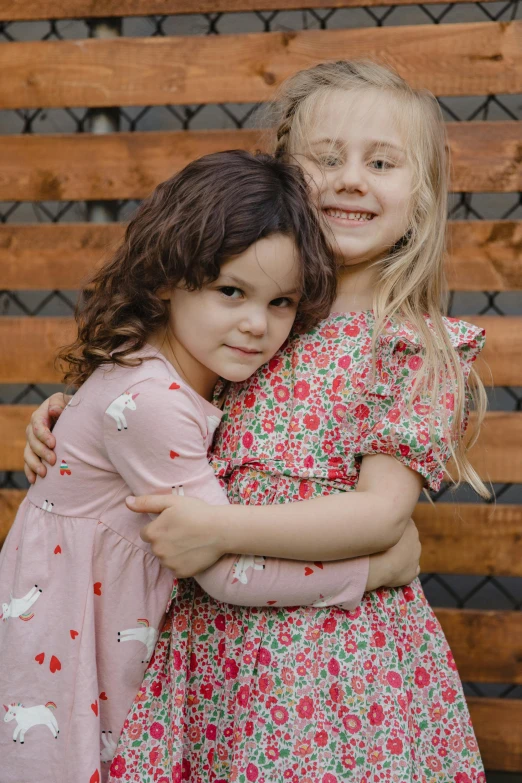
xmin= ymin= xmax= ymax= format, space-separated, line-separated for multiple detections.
xmin=351 ymin=317 xmax=485 ymax=491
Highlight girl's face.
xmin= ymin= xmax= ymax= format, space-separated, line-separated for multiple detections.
xmin=159 ymin=233 xmax=300 ymax=399
xmin=297 ymin=89 xmax=414 ymax=267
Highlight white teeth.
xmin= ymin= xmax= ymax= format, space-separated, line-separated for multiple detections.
xmin=325 ymin=208 xmax=373 ymax=221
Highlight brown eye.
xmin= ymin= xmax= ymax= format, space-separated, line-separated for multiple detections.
xmin=219 ymin=286 xmax=243 ymax=299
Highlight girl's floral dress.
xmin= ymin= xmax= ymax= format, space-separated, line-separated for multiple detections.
xmin=109 ymin=311 xmax=486 ymax=783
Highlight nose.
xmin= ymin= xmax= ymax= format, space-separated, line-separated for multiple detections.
xmin=333 ymin=159 xmax=368 ymax=196
xmin=238 ymin=306 xmax=268 ymax=337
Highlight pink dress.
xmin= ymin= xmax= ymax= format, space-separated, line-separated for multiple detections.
xmin=109 ymin=313 xmax=486 ymax=783
xmin=0 ymin=346 xmax=366 ymax=783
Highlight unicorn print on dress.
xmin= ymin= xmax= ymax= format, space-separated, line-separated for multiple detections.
xmin=117 ymin=619 xmax=158 ymax=663
xmin=100 ymin=730 xmax=117 ymax=763
xmin=1 ymin=585 xmax=42 ymax=621
xmin=3 ymin=702 xmax=59 ymax=743
xmin=105 ymin=392 xmax=140 ymax=432
xmin=41 ymin=499 xmax=54 ymax=512
xmin=311 ymin=594 xmax=335 ymax=608
xmin=231 ymin=554 xmax=266 ymax=585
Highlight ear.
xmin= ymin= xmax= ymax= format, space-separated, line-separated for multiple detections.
xmin=156 ymin=286 xmax=172 ymax=301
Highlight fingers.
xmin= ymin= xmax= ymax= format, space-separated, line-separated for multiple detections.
xmin=127 ymin=494 xmax=179 ymax=515
xmin=23 ymin=440 xmax=45 ymax=482
xmin=24 ymin=462 xmax=37 ymax=484
xmin=30 ymin=409 xmax=56 ymax=451
xmin=26 ymin=423 xmax=56 ymax=466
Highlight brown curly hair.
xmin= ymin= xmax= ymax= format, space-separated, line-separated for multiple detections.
xmin=59 ymin=150 xmax=337 ymax=387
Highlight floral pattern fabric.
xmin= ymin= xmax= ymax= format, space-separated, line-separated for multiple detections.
xmin=109 ymin=311 xmax=486 ymax=783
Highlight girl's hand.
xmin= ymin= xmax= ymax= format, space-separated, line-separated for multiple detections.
xmin=24 ymin=393 xmax=71 ymax=483
xmin=365 ymin=518 xmax=421 ymax=591
xmin=129 ymin=494 xmax=226 ymax=577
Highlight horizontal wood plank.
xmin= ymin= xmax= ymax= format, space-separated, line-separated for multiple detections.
xmin=417 ymin=503 xmax=522 ymax=577
xmin=0 ymin=123 xmax=519 ymax=202
xmin=2 ymin=221 xmax=521 ymax=291
xmin=1 ymin=315 xmax=518 ymax=384
xmin=435 ymin=609 xmax=522 ymax=683
xmin=0 ymin=0 xmax=502 ymax=21
xmin=446 ymin=220 xmax=522 ymax=291
xmin=0 ymin=223 xmax=122 ymax=290
xmin=468 ymin=316 xmax=522 ymax=387
xmin=464 ymin=412 xmax=522 ymax=486
xmin=0 ymin=490 xmax=24 ymax=549
xmin=0 ymin=23 xmax=520 ymax=109
xmin=468 ymin=698 xmax=522 ymax=772
xmin=0 ymin=406 xmax=521 ymax=479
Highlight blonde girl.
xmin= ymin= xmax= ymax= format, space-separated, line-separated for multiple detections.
xmin=28 ymin=62 xmax=487 ymax=782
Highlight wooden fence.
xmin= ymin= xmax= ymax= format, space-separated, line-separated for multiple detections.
xmin=0 ymin=1 xmax=521 ymax=773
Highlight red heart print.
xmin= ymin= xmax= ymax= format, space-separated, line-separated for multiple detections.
xmin=91 ymin=700 xmax=98 ymax=716
xmin=304 ymin=566 xmax=314 ymax=576
xmin=266 ymin=600 xmax=277 ymax=605
xmin=93 ymin=582 xmax=102 ymax=596
xmin=35 ymin=652 xmax=45 ymax=665
xmin=313 ymin=561 xmax=324 ymax=569
xmin=90 ymin=771 xmax=100 ymax=783
xmin=169 ymin=450 xmax=179 ymax=460
xmin=50 ymin=655 xmax=61 ymax=674
xmin=99 ymin=692 xmax=108 ymax=701
xmin=169 ymin=382 xmax=180 ymax=390
xmin=54 ymin=545 xmax=61 ymax=555
xmin=70 ymin=629 xmax=79 ymax=640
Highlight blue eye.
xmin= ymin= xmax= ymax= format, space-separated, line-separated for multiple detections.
xmin=370 ymin=159 xmax=393 ymax=171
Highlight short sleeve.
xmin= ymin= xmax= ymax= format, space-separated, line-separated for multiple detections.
xmin=353 ymin=318 xmax=485 ymax=492
xmin=103 ymin=377 xmax=228 ymax=506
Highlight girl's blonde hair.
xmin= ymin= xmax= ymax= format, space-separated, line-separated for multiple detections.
xmin=270 ymin=59 xmax=489 ymax=498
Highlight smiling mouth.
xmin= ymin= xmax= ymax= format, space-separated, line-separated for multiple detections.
xmin=324 ymin=208 xmax=375 ymax=222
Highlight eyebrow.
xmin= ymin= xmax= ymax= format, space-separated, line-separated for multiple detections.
xmin=310 ymin=137 xmax=405 ymax=155
xmin=218 ymin=274 xmax=299 ymax=297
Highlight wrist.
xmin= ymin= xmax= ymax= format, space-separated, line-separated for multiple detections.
xmin=365 ymin=551 xmax=389 ymax=592
xmin=215 ymin=504 xmax=243 ymax=555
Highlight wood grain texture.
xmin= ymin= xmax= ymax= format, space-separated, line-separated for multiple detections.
xmin=446 ymin=220 xmax=522 ymax=291
xmin=417 ymin=503 xmax=522 ymax=577
xmin=468 ymin=698 xmax=522 ymax=772
xmin=1 ymin=407 xmax=520 ymax=477
xmin=0 ymin=0 xmax=502 ymax=21
xmin=2 ymin=221 xmax=521 ymax=291
xmin=1 ymin=315 xmax=517 ymax=384
xmin=0 ymin=123 xmax=519 ymax=202
xmin=0 ymin=22 xmax=520 ymax=109
xmin=435 ymin=609 xmax=522 ymax=683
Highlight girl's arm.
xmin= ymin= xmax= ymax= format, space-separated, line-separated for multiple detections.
xmin=136 ymin=453 xmax=422 ymax=575
xmin=101 ymin=377 xmax=374 ymax=609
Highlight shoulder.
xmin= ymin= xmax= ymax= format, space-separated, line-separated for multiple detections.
xmin=375 ymin=314 xmax=485 ymax=360
xmin=101 ymin=355 xmax=204 ymax=425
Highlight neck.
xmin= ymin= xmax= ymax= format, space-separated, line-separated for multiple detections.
xmin=333 ymin=257 xmax=379 ymax=313
xmin=147 ymin=330 xmax=218 ymax=402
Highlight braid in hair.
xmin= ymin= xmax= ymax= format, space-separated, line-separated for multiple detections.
xmin=274 ymin=95 xmax=301 ymax=160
